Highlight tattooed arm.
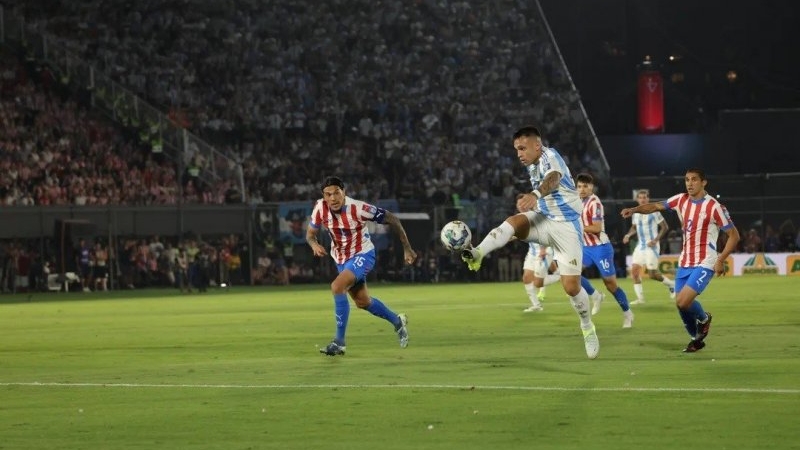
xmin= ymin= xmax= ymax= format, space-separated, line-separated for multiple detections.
xmin=306 ymin=226 xmax=327 ymax=257
xmin=383 ymin=211 xmax=417 ymax=264
xmin=516 ymin=171 xmax=562 ymax=212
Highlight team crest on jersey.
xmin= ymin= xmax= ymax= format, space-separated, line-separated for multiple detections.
xmin=362 ymin=204 xmax=377 ymax=215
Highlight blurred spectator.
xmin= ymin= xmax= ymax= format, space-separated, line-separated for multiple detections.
xmin=175 ymin=247 xmax=191 ymax=293
xmin=743 ymin=228 xmax=762 ymax=253
xmin=795 ymin=229 xmax=800 ymax=252
xmin=92 ymin=241 xmax=109 ymax=291
xmin=763 ymin=225 xmax=781 ymax=253
xmin=779 ymin=220 xmax=796 ymax=251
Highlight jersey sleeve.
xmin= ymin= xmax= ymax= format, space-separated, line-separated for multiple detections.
xmin=713 ymin=203 xmax=735 ymax=230
xmin=356 ymin=200 xmax=387 ymax=224
xmin=309 ymin=200 xmax=323 ymax=229
xmin=540 ymin=149 xmax=565 ymax=181
xmin=591 ymin=197 xmax=604 ymax=223
xmin=654 ymin=212 xmax=665 ymax=224
xmin=663 ymin=193 xmax=684 ymax=211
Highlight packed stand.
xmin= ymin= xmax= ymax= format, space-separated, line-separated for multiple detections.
xmin=15 ymin=0 xmax=609 ymax=203
xmin=0 ymin=51 xmax=234 ymax=206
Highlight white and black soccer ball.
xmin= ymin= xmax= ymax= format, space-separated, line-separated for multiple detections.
xmin=440 ymin=220 xmax=472 ymax=252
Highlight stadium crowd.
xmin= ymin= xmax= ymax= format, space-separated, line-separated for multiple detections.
xmin=11 ymin=0 xmax=608 ymax=204
xmin=0 ymin=53 xmax=238 ymax=206
xmin=1 ymin=1 xmax=799 ymax=293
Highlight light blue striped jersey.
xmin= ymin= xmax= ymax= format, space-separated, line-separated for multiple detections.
xmin=632 ymin=212 xmax=664 ymax=250
xmin=526 ymin=146 xmax=582 ymax=222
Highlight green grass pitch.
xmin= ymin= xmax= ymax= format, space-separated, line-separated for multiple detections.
xmin=2 ymin=276 xmax=799 ymax=449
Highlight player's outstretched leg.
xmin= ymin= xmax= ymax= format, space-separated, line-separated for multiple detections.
xmin=461 ymin=247 xmax=484 ymax=271
xmin=462 ymin=221 xmax=518 ymax=271
xmin=365 ymin=297 xmax=409 ymax=348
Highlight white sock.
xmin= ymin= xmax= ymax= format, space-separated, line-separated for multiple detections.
xmin=475 ymin=222 xmax=515 ymax=256
xmin=524 ymin=283 xmax=540 ymax=305
xmin=661 ymin=276 xmax=675 ymax=288
xmin=543 ymin=274 xmax=561 ymax=286
xmin=570 ymin=287 xmax=593 ymax=328
xmin=633 ymin=283 xmax=644 ymax=300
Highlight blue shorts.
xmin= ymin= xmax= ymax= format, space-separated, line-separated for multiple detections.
xmin=675 ymin=267 xmax=714 ymax=294
xmin=582 ymin=243 xmax=616 ymax=278
xmin=336 ymin=250 xmax=376 ymax=285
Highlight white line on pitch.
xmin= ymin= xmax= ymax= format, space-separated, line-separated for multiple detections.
xmin=1 ymin=382 xmax=798 ymax=394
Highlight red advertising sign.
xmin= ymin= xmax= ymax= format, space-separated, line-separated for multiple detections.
xmin=637 ymin=71 xmax=664 ymax=134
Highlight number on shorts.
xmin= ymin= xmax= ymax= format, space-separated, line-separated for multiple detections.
xmin=696 ymin=270 xmax=708 ymax=286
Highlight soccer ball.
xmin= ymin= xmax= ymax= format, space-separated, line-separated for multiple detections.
xmin=440 ymin=220 xmax=472 ymax=252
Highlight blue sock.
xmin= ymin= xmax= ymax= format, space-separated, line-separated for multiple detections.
xmin=365 ymin=297 xmax=400 ymax=328
xmin=580 ymin=277 xmax=596 ymax=295
xmin=677 ymin=307 xmax=698 ymax=337
xmin=333 ymin=293 xmax=349 ymax=344
xmin=612 ymin=287 xmax=630 ymax=312
xmin=688 ymin=300 xmax=708 ymax=322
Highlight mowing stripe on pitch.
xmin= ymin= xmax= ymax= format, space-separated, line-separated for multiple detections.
xmin=1 ymin=381 xmax=798 ymax=394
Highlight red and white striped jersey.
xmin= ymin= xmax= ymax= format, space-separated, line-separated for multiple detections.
xmin=663 ymin=193 xmax=735 ymax=269
xmin=309 ymin=196 xmax=384 ymax=264
xmin=581 ymin=194 xmax=610 ymax=247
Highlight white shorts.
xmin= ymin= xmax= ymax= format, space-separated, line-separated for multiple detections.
xmin=523 ymin=251 xmax=557 ymax=278
xmin=631 ymin=246 xmax=660 ymax=270
xmin=522 ymin=212 xmax=583 ymax=276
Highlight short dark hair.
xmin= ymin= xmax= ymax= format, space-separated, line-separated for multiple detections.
xmin=685 ymin=168 xmax=706 ymax=181
xmin=321 ymin=176 xmax=345 ymax=191
xmin=512 ymin=126 xmax=542 ymax=141
xmin=575 ymin=173 xmax=594 ymax=184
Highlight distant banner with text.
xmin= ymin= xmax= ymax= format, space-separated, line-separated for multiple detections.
xmin=626 ymin=253 xmax=800 ymax=276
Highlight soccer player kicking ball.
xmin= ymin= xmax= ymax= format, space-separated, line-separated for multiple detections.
xmin=461 ymin=126 xmax=599 ymax=359
xmin=621 ymin=168 xmax=740 ymax=353
xmin=307 ymin=177 xmax=416 ymax=356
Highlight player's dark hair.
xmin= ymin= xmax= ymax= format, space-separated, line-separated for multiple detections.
xmin=321 ymin=176 xmax=345 ymax=191
xmin=575 ymin=172 xmax=594 ymax=184
xmin=686 ymin=167 xmax=706 ymax=181
xmin=512 ymin=125 xmax=542 ymax=141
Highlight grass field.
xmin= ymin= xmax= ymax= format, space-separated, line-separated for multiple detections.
xmin=2 ymin=277 xmax=799 ymax=449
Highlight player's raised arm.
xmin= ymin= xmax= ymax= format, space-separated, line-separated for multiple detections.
xmin=621 ymin=202 xmax=665 ymax=219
